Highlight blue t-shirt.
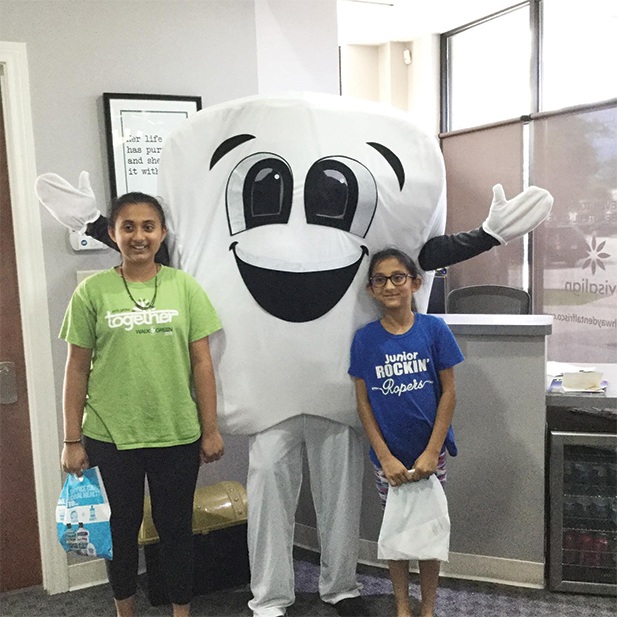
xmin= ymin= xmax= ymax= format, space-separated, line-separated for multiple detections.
xmin=348 ymin=313 xmax=464 ymax=469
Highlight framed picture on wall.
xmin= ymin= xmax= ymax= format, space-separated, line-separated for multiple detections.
xmin=103 ymin=93 xmax=202 ymax=198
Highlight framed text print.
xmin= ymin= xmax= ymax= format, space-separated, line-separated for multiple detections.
xmin=103 ymin=93 xmax=202 ymax=198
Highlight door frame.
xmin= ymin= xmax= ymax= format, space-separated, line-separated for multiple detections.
xmin=0 ymin=41 xmax=68 ymax=594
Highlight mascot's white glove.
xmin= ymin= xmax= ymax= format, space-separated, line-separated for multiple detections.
xmin=34 ymin=171 xmax=101 ymax=233
xmin=482 ymin=184 xmax=554 ymax=245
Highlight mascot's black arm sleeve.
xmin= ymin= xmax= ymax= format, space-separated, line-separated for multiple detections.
xmin=85 ymin=215 xmax=171 ymax=266
xmin=418 ymin=227 xmax=500 ymax=272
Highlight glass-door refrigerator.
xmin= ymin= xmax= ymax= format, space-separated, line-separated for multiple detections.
xmin=549 ymin=430 xmax=617 ymax=595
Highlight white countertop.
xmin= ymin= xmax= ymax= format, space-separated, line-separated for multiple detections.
xmin=435 ymin=313 xmax=553 ymax=336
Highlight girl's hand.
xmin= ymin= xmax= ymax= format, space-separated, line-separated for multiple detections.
xmin=381 ymin=455 xmax=414 ymax=487
xmin=200 ymin=430 xmax=224 ymax=464
xmin=411 ymin=449 xmax=439 ymax=481
xmin=61 ymin=443 xmax=89 ymax=477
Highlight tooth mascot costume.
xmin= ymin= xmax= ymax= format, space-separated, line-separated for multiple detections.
xmin=36 ymin=93 xmax=552 ymax=617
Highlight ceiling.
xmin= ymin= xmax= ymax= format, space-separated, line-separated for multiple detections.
xmin=337 ymin=0 xmax=520 ymax=45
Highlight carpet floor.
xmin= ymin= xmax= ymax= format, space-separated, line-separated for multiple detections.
xmin=1 ymin=548 xmax=615 ymax=616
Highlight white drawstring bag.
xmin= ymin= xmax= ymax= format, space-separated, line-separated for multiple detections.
xmin=377 ymin=474 xmax=450 ymax=562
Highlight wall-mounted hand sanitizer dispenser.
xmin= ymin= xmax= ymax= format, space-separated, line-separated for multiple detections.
xmin=69 ymin=231 xmax=109 ymax=251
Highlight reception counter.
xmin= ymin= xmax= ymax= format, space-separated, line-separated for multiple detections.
xmin=294 ymin=314 xmax=554 ymax=588
xmin=438 ymin=314 xmax=552 ymax=587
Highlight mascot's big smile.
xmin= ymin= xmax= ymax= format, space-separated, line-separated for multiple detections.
xmin=230 ymin=242 xmax=368 ymax=322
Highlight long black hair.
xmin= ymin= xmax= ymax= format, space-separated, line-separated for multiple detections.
xmin=108 ymin=192 xmax=166 ymax=229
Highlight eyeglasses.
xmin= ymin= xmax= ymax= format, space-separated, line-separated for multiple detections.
xmin=369 ymin=273 xmax=415 ymax=288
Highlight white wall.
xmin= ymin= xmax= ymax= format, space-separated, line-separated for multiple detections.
xmin=255 ymin=0 xmax=339 ymax=94
xmin=340 ymin=45 xmax=380 ymax=102
xmin=407 ymin=34 xmax=441 ymax=135
xmin=340 ymin=34 xmax=441 ymax=136
xmin=377 ymin=41 xmax=409 ymax=110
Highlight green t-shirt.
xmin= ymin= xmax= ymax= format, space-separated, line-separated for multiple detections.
xmin=60 ymin=266 xmax=222 ymax=449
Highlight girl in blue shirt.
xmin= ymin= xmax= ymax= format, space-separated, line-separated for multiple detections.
xmin=349 ymin=248 xmax=464 ymax=617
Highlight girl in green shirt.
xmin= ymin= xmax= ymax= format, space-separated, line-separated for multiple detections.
xmin=60 ymin=192 xmax=223 ymax=617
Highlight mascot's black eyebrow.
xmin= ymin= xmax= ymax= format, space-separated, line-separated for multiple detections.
xmin=367 ymin=141 xmax=405 ymax=190
xmin=209 ymin=135 xmax=404 ymax=191
xmin=210 ymin=134 xmax=256 ymax=169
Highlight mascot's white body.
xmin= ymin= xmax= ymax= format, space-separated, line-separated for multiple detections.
xmin=159 ymin=93 xmax=445 ymax=435
xmin=36 ymin=92 xmax=552 ymax=617
xmin=157 ymin=93 xmax=446 ymax=615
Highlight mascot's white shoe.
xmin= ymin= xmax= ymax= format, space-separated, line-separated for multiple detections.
xmin=333 ymin=596 xmax=370 ymax=616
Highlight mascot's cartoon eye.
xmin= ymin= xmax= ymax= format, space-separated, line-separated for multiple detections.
xmin=304 ymin=157 xmax=377 ymax=238
xmin=226 ymin=153 xmax=293 ymax=235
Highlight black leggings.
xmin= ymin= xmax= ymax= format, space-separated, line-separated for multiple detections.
xmin=84 ymin=437 xmax=200 ymax=604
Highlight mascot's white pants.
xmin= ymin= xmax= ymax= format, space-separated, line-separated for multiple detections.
xmin=247 ymin=415 xmax=364 ymax=617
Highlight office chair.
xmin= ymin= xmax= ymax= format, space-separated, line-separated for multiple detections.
xmin=446 ymin=285 xmax=531 ymax=315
